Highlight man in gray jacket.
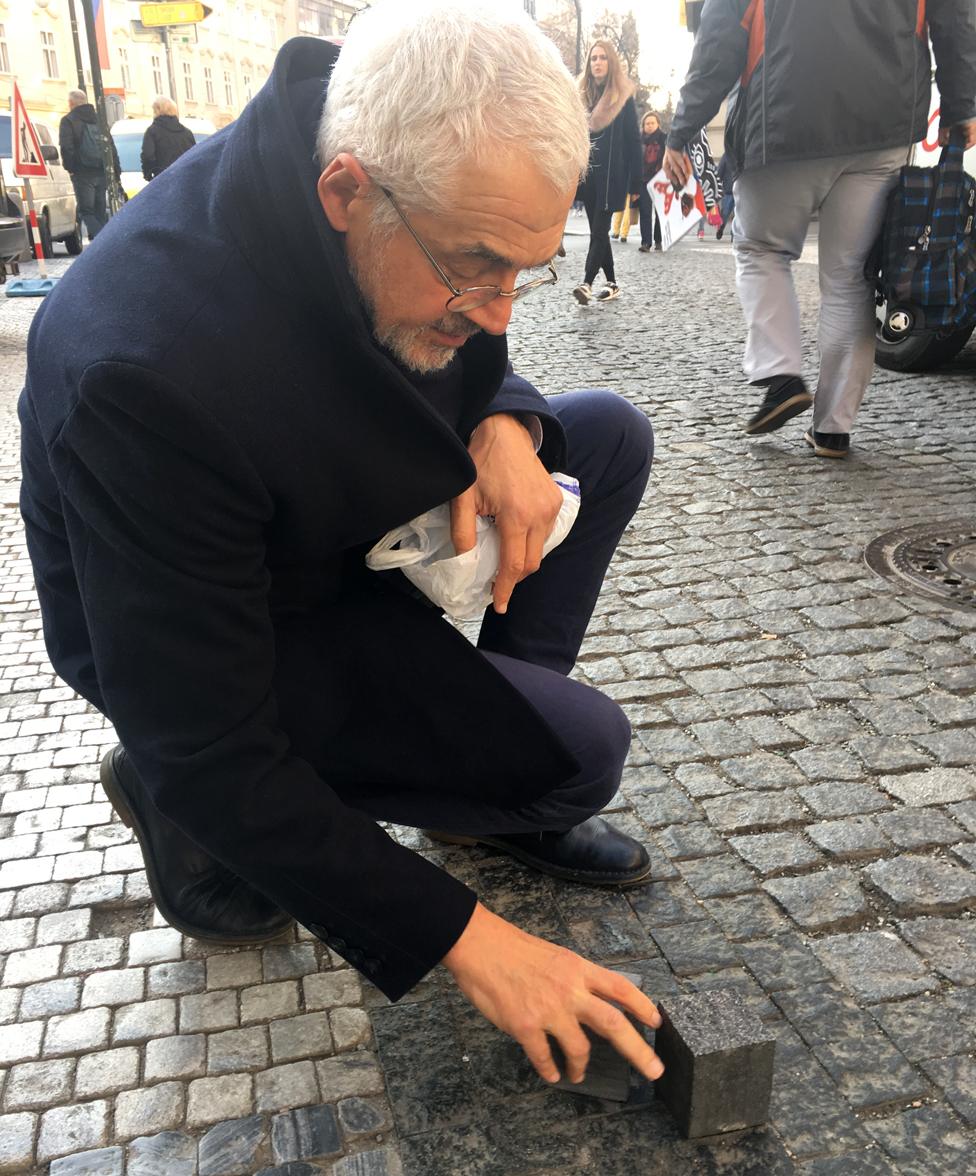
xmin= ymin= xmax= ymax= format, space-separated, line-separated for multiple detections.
xmin=665 ymin=0 xmax=976 ymax=457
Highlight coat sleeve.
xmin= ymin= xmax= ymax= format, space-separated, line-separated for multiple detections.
xmin=667 ymin=0 xmax=751 ymax=151
xmin=141 ymin=129 xmax=156 ymax=181
xmin=928 ymin=0 xmax=976 ymax=127
xmin=466 ymin=364 xmax=569 ymax=472
xmin=623 ymin=98 xmax=642 ymax=194
xmin=53 ymin=362 xmax=478 ymax=1002
xmin=59 ymin=116 xmax=78 ymax=175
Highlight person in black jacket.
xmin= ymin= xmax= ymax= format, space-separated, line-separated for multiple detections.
xmin=637 ymin=111 xmax=666 ymax=252
xmin=58 ymin=89 xmax=121 ymax=241
xmin=573 ymin=40 xmax=641 ymax=304
xmin=20 ymin=3 xmax=664 ymax=1090
xmin=141 ymin=97 xmax=196 ymax=181
xmin=665 ymin=0 xmax=976 ymax=457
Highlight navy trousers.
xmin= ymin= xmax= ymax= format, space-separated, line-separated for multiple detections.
xmin=352 ymin=389 xmax=653 ymax=836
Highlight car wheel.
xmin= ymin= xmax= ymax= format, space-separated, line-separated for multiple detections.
xmin=64 ymin=219 xmax=83 ymax=256
xmin=875 ymin=300 xmax=975 ymax=372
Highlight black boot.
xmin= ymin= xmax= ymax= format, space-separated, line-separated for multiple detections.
xmin=100 ymin=746 xmax=293 ymax=943
xmin=744 ymin=375 xmax=812 ymax=435
xmin=428 ymin=816 xmax=651 ymax=887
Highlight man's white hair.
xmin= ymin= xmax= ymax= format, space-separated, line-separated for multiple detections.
xmin=317 ymin=0 xmax=589 ymax=220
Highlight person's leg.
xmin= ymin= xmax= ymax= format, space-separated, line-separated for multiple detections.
xmin=594 ymin=207 xmax=616 ymax=283
xmin=610 ymin=209 xmax=622 ymax=238
xmin=619 ymin=202 xmax=632 ymax=241
xmin=583 ymin=202 xmax=615 ymax=287
xmin=91 ymin=177 xmax=108 ymax=233
xmin=72 ymin=176 xmax=100 ymax=241
xmin=478 ymin=389 xmax=652 ymax=673
xmin=638 ymin=188 xmax=653 ymax=248
xmin=812 ymin=147 xmax=903 ymax=438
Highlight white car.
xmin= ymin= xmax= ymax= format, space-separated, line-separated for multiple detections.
xmin=110 ymin=117 xmax=216 ymax=201
xmin=0 ymin=111 xmax=81 ymax=257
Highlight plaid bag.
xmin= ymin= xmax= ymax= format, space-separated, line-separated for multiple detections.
xmin=874 ymin=140 xmax=976 ymax=331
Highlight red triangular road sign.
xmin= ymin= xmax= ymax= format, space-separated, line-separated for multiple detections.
xmin=12 ymin=82 xmax=48 ymax=179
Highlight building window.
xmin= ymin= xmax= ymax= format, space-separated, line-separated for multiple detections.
xmin=204 ymin=66 xmax=215 ymax=104
xmin=119 ymin=46 xmax=132 ymax=91
xmin=0 ymin=24 xmax=10 ymax=74
xmin=223 ymin=69 xmax=234 ymax=105
xmin=151 ymin=55 xmax=163 ymax=94
xmin=242 ymin=72 xmax=252 ymax=103
xmin=41 ymin=30 xmax=59 ymax=79
xmin=182 ymin=60 xmax=194 ymax=101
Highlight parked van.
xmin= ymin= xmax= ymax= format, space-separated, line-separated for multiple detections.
xmin=0 ymin=111 xmax=81 ymax=257
xmin=110 ymin=117 xmax=216 ymax=201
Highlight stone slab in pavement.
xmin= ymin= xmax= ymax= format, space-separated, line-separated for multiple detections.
xmin=2 ymin=232 xmax=976 ymax=1172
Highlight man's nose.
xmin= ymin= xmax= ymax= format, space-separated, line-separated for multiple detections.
xmin=464 ymin=294 xmax=514 ymax=336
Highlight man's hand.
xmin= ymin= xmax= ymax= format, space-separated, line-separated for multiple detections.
xmin=664 ymin=146 xmax=692 ymax=190
xmin=443 ymin=902 xmax=664 ymax=1085
xmin=939 ymin=118 xmax=976 ymax=149
xmin=451 ymin=414 xmax=562 ymax=615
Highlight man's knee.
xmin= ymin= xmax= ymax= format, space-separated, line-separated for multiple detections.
xmin=571 ymin=682 xmax=632 ymax=812
xmin=557 ymin=389 xmax=654 ymax=480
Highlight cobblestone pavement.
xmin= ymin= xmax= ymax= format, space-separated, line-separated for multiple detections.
xmin=0 ymin=228 xmax=975 ymax=1175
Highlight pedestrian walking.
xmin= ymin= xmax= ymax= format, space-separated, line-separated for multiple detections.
xmin=610 ymin=195 xmax=637 ymax=243
xmin=20 ymin=1 xmax=663 ymax=1091
xmin=141 ymin=97 xmax=197 ymax=181
xmin=58 ymin=89 xmax=121 ymax=242
xmin=573 ymin=40 xmax=641 ymax=305
xmin=637 ymin=112 xmax=666 ymax=252
xmin=664 ymin=0 xmax=976 ymax=458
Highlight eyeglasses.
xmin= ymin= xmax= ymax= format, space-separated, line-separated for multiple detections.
xmin=380 ymin=186 xmax=558 ymax=312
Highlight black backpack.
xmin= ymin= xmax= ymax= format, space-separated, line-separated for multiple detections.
xmin=77 ymin=122 xmax=106 ymax=171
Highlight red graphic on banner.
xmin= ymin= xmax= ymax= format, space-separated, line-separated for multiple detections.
xmin=12 ymin=83 xmax=48 ymax=179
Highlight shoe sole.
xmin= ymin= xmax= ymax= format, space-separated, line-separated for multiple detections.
xmin=572 ymin=289 xmax=591 ymax=305
xmin=99 ymin=753 xmax=294 ymax=945
xmin=803 ymin=430 xmax=849 ymax=458
xmin=744 ymin=391 xmax=813 ymax=435
xmin=426 ymin=830 xmax=653 ymax=888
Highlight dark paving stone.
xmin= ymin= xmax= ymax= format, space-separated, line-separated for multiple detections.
xmin=740 ymin=936 xmax=831 ymax=992
xmin=812 ymin=1031 xmax=930 ymax=1111
xmin=797 ymin=783 xmax=891 ymax=818
xmin=199 ymin=1115 xmax=268 ymax=1176
xmin=255 ymin=1165 xmax=327 ymax=1176
xmin=628 ymin=879 xmax=705 ymax=929
xmin=953 ymin=841 xmax=976 ymax=868
xmin=871 ymin=989 xmax=976 ymax=1061
xmin=703 ymin=892 xmax=790 ymax=942
xmin=812 ymin=932 xmax=933 ymax=1002
xmin=684 ymin=967 xmax=779 ymax=1021
xmin=127 ymin=1132 xmax=196 ymax=1176
xmin=873 ymin=807 xmax=971 ymax=850
xmin=336 ymin=1097 xmax=391 ymax=1137
xmin=271 ymin=1105 xmax=341 ymax=1163
xmin=763 ymin=868 xmax=869 ymax=932
xmin=678 ymin=854 xmax=759 ymax=898
xmin=398 ymin=1124 xmax=511 ymax=1176
xmin=330 ymin=1150 xmax=400 ymax=1176
xmin=631 ymin=784 xmax=701 ymax=826
xmin=920 ymin=1054 xmax=976 ymax=1125
xmin=49 ymin=1150 xmax=124 ymax=1176
xmin=770 ymin=1049 xmax=869 ymax=1159
xmin=899 ymin=915 xmax=976 ymax=984
xmin=868 ymin=1106 xmax=976 ymax=1176
xmin=805 ymin=817 xmax=890 ymax=861
xmin=864 ymin=854 xmax=976 ymax=915
xmin=651 ymin=920 xmax=740 ymax=976
xmin=719 ymin=751 xmax=808 ymax=789
xmin=702 ymin=790 xmax=809 ymax=834
xmin=729 ymin=831 xmax=825 ymax=875
xmin=790 ymin=746 xmax=865 ymax=783
xmin=656 ymin=822 xmax=728 ymax=860
xmin=671 ymin=1127 xmax=797 ymax=1173
xmin=849 ymin=736 xmax=933 ymax=774
xmin=949 ymin=799 xmax=976 ymax=835
xmin=798 ymin=1149 xmax=898 ymax=1176
xmin=483 ymin=1093 xmax=582 ymax=1171
xmin=915 ymin=727 xmax=976 ymax=766
xmin=772 ymin=982 xmax=878 ymax=1047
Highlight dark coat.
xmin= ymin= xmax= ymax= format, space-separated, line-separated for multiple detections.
xmin=20 ymin=37 xmax=578 ymax=1002
xmin=668 ymin=0 xmax=976 ymax=171
xmin=141 ymin=115 xmax=196 ymax=180
xmin=583 ymin=96 xmax=642 ymax=213
xmin=58 ymin=103 xmax=121 ymax=177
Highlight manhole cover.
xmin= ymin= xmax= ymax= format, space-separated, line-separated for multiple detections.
xmin=865 ymin=520 xmax=976 ymax=612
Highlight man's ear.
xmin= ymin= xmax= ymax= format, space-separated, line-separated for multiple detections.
xmin=317 ymin=153 xmax=372 ymax=232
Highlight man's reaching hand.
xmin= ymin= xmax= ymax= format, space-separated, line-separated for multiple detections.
xmin=442 ymin=901 xmax=664 ymax=1085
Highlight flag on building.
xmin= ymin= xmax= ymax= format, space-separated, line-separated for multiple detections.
xmin=92 ymin=0 xmax=111 ymax=68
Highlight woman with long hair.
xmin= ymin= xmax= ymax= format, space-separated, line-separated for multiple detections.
xmin=637 ymin=111 xmax=667 ymax=252
xmin=573 ymin=41 xmax=641 ymax=304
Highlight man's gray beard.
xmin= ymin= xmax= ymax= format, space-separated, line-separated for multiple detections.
xmin=349 ymin=239 xmax=479 ymax=375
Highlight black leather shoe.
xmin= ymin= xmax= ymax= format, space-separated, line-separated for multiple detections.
xmin=744 ymin=375 xmax=812 ymax=435
xmin=99 ymin=746 xmax=293 ymax=944
xmin=804 ymin=428 xmax=850 ymax=458
xmin=428 ymin=816 xmax=652 ymax=887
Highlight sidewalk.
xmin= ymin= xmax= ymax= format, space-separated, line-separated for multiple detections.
xmin=1 ymin=235 xmax=975 ymax=1174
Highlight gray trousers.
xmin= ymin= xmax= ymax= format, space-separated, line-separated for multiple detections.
xmin=732 ymin=147 xmax=904 ymax=434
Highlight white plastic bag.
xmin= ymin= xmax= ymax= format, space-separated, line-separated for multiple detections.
xmin=365 ymin=474 xmax=581 ymax=620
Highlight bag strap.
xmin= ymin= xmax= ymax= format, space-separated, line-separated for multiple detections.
xmin=917 ymin=138 xmax=965 ymax=251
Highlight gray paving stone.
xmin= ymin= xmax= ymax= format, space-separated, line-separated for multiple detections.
xmin=198 ymin=1115 xmax=267 ymax=1176
xmin=771 ymin=1046 xmax=870 ymax=1159
xmin=2 ymin=943 xmax=62 ymax=985
xmin=81 ymin=967 xmax=145 ymax=1009
xmin=330 ymin=1148 xmax=402 ymax=1176
xmin=114 ymin=1082 xmax=185 ymax=1140
xmin=49 ymin=1147 xmax=125 ymax=1176
xmin=314 ymin=1055 xmax=385 ymax=1101
xmin=702 ymin=789 xmax=809 ymax=833
xmin=701 ymin=891 xmax=790 ymax=941
xmin=186 ymin=1075 xmax=254 ymax=1129
xmin=879 ymin=767 xmax=976 ymax=806
xmin=255 ymin=1061 xmax=320 ymax=1114
xmin=272 ymin=1104 xmax=342 ymax=1162
xmin=763 ymin=868 xmax=869 ymax=932
xmin=865 ymin=854 xmax=976 ymax=914
xmin=242 ymin=981 xmax=300 ymax=1024
xmin=44 ymin=1006 xmax=111 ymax=1056
xmin=74 ymin=1046 xmax=140 ymax=1098
xmin=915 ymin=728 xmax=976 ymax=766
xmin=797 ymin=782 xmax=891 ymax=818
xmin=144 ymin=1033 xmax=206 ymax=1081
xmin=872 ymin=989 xmax=976 ymax=1061
xmin=920 ymin=1053 xmax=976 ymax=1125
xmin=112 ymin=998 xmax=177 ymax=1044
xmin=0 ymin=1111 xmax=36 ymax=1172
xmin=850 ymin=735 xmax=933 ymax=773
xmin=740 ymin=935 xmax=832 ymax=992
xmin=812 ymin=932 xmax=933 ymax=1002
xmin=20 ymin=975 xmax=82 ymax=1017
xmin=899 ymin=915 xmax=976 ymax=984
xmin=303 ymin=970 xmax=363 ymax=1011
xmin=678 ymin=853 xmax=757 ymax=898
xmin=0 ymin=1017 xmax=44 ymax=1064
xmin=206 ymin=951 xmax=263 ymax=991
xmin=147 ymin=959 xmax=207 ymax=997
xmin=805 ymin=816 xmax=890 ymax=861
xmin=813 ymin=1031 xmax=930 ymax=1110
xmin=5 ymin=1056 xmax=75 ymax=1109
xmin=126 ymin=1131 xmax=196 ymax=1176
xmin=179 ymin=990 xmax=239 ymax=1034
xmin=730 ymin=831 xmax=825 ymax=875
xmin=949 ymin=799 xmax=976 ymax=836
xmin=270 ymin=1013 xmax=334 ymax=1064
xmin=262 ymin=944 xmax=318 ymax=982
xmin=329 ymin=1007 xmax=372 ymax=1053
xmin=207 ymin=1026 xmax=270 ymax=1074
xmin=655 ymin=822 xmax=727 ymax=860
xmin=719 ymin=750 xmax=808 ymax=789
xmin=868 ymin=1106 xmax=976 ymax=1176
xmin=37 ymin=1099 xmax=110 ymax=1163
xmin=336 ymin=1096 xmax=392 ymax=1138
xmin=650 ymin=920 xmax=740 ymax=976
xmin=630 ymin=784 xmax=700 ymax=826
xmin=797 ymin=1150 xmax=897 ymax=1176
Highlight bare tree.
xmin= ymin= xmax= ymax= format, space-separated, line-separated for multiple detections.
xmin=589 ymin=7 xmax=640 ymax=79
xmin=539 ymin=0 xmax=584 ymax=75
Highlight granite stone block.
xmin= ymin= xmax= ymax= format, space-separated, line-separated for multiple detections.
xmin=898 ymin=915 xmax=976 ymax=984
xmin=812 ymin=932 xmax=932 ymax=1002
xmin=126 ymin=1131 xmax=196 ymax=1176
xmin=271 ymin=1104 xmax=342 ymax=1163
xmin=0 ymin=1111 xmax=36 ymax=1172
xmin=48 ymin=1147 xmax=124 ymax=1176
xmin=864 ymin=854 xmax=976 ymax=915
xmin=868 ymin=1105 xmax=976 ymax=1175
xmin=654 ymin=989 xmax=776 ymax=1138
xmin=198 ymin=1114 xmax=268 ymax=1176
xmin=550 ymin=970 xmax=643 ymax=1101
xmin=763 ymin=868 xmax=868 ymax=931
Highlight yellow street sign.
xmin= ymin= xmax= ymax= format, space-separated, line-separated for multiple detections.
xmin=139 ymin=3 xmax=212 ymax=27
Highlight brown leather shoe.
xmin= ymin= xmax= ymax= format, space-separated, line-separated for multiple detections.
xmin=428 ymin=816 xmax=651 ymax=887
xmin=100 ymin=746 xmax=293 ymax=944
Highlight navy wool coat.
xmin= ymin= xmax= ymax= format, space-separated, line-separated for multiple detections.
xmin=19 ymin=38 xmax=578 ymax=1001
